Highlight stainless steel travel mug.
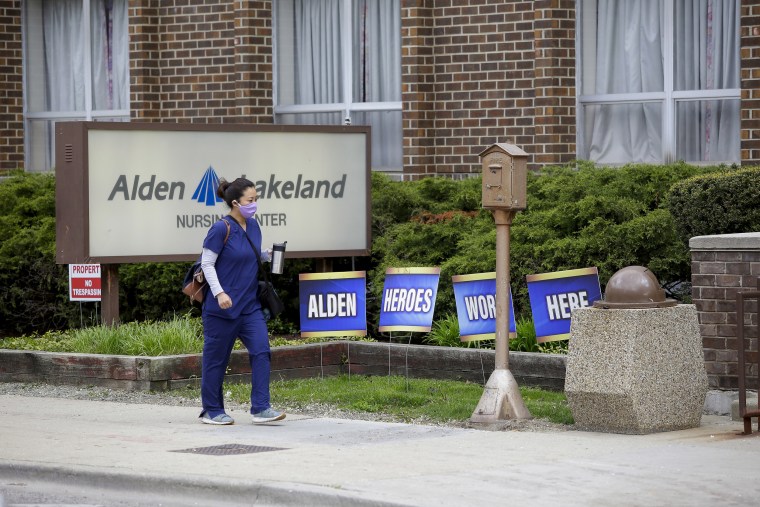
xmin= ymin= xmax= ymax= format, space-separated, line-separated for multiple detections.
xmin=271 ymin=242 xmax=286 ymax=274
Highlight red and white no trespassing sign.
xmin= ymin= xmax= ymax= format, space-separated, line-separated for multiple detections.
xmin=69 ymin=264 xmax=101 ymax=302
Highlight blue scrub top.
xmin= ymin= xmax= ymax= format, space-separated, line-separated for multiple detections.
xmin=201 ymin=216 xmax=262 ymax=319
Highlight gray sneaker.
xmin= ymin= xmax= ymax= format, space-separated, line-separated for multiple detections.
xmin=251 ymin=408 xmax=286 ymax=424
xmin=201 ymin=413 xmax=234 ymax=425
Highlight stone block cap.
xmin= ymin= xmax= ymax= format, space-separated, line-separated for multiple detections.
xmin=593 ymin=266 xmax=677 ymax=309
xmin=689 ymin=232 xmax=760 ymax=250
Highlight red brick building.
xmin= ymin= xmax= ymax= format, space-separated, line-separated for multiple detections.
xmin=1 ymin=0 xmax=758 ymax=178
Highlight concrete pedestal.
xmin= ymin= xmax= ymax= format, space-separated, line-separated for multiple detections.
xmin=565 ymin=305 xmax=708 ymax=434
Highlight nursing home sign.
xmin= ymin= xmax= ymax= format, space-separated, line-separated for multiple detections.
xmin=55 ymin=122 xmax=371 ymax=265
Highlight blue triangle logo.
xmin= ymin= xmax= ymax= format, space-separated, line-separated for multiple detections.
xmin=192 ymin=166 xmax=223 ymax=206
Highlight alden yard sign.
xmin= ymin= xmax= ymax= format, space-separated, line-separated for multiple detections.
xmin=55 ymin=123 xmax=371 ymax=264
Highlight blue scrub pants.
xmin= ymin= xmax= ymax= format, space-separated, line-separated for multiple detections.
xmin=201 ymin=309 xmax=271 ymax=417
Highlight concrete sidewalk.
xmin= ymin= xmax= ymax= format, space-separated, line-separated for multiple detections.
xmin=1 ymin=394 xmax=759 ymax=507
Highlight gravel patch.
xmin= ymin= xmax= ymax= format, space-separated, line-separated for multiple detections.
xmin=0 ymin=382 xmax=203 ymax=407
xmin=0 ymin=381 xmax=569 ymax=432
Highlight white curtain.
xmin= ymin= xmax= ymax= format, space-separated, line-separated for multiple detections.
xmin=284 ymin=0 xmax=401 ymax=170
xmin=352 ymin=0 xmax=399 ymax=104
xmin=588 ymin=0 xmax=739 ymax=164
xmin=90 ymin=0 xmax=129 ymax=111
xmin=42 ymin=0 xmax=86 ymax=111
xmin=674 ymin=0 xmax=739 ymax=161
xmin=294 ymin=0 xmax=343 ymax=112
xmin=588 ymin=0 xmax=664 ymax=163
xmin=42 ymin=0 xmax=128 ymax=112
xmin=352 ymin=0 xmax=402 ymax=170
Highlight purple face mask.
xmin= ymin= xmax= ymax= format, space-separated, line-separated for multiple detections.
xmin=237 ymin=201 xmax=258 ymax=219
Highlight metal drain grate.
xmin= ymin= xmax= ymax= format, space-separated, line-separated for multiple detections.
xmin=171 ymin=443 xmax=287 ymax=456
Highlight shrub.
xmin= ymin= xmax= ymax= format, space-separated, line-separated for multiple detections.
xmin=422 ymin=314 xmax=566 ymax=354
xmin=119 ymin=262 xmax=196 ymax=322
xmin=62 ymin=317 xmax=205 ymax=356
xmin=0 ymin=171 xmax=80 ymax=335
xmin=511 ymin=317 xmax=541 ymax=352
xmin=423 ymin=313 xmax=469 ymax=348
xmin=369 ymin=163 xmax=717 ymax=326
xmin=508 ymin=317 xmax=568 ymax=354
xmin=0 ymin=171 xmax=308 ymax=336
xmin=370 ymin=172 xmax=481 ymax=237
xmin=0 ymin=163 xmax=724 ymax=339
xmin=666 ymin=166 xmax=760 ymax=242
xmin=2 ymin=317 xmax=373 ymax=354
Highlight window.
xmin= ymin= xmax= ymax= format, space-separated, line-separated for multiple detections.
xmin=274 ymin=0 xmax=402 ymax=172
xmin=577 ymin=0 xmax=740 ymax=164
xmin=23 ymin=0 xmax=129 ymax=172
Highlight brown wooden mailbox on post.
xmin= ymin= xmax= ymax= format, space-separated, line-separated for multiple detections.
xmin=479 ymin=143 xmax=528 ymax=211
xmin=471 ymin=142 xmax=531 ymax=424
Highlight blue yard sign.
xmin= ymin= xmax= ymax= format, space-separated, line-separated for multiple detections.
xmin=378 ymin=267 xmax=441 ymax=333
xmin=452 ymin=272 xmax=516 ymax=342
xmin=526 ymin=267 xmax=602 ymax=343
xmin=299 ymin=271 xmax=367 ymax=338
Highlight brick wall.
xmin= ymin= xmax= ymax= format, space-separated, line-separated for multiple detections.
xmin=232 ymin=1 xmax=273 ymax=121
xmin=741 ymin=0 xmax=760 ymax=164
xmin=691 ymin=234 xmax=760 ymax=390
xmin=159 ymin=1 xmax=236 ymax=122
xmin=400 ymin=0 xmax=576 ymax=178
xmin=401 ymin=0 xmax=435 ymax=177
xmin=9 ymin=2 xmax=759 ymax=173
xmin=7 ymin=0 xmax=578 ymax=176
xmin=129 ymin=0 xmax=272 ymax=124
xmin=0 ymin=0 xmax=23 ymax=172
xmin=533 ymin=0 xmax=576 ymax=167
xmin=129 ymin=1 xmax=161 ymax=120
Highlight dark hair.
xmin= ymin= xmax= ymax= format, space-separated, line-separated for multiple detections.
xmin=216 ymin=178 xmax=255 ymax=208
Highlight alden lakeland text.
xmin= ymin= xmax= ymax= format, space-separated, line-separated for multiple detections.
xmin=108 ymin=174 xmax=348 ymax=201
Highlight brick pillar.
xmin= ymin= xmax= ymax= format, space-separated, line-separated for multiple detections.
xmin=0 ymin=0 xmax=23 ymax=172
xmin=401 ymin=0 xmax=436 ymax=178
xmin=741 ymin=0 xmax=760 ymax=164
xmin=690 ymin=233 xmax=760 ymax=390
xmin=533 ymin=0 xmax=576 ymax=167
xmin=402 ymin=0 xmax=541 ymax=178
xmin=233 ymin=0 xmax=273 ymax=122
xmin=148 ymin=1 xmax=237 ymax=123
xmin=129 ymin=0 xmax=161 ymax=121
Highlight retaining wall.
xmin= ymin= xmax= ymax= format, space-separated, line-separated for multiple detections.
xmin=0 ymin=341 xmax=566 ymax=392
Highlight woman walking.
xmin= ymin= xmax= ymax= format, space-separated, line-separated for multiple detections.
xmin=198 ymin=177 xmax=285 ymax=425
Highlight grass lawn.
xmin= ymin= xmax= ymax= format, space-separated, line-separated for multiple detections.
xmin=2 ymin=317 xmax=573 ymax=426
xmin=168 ymin=374 xmax=574 ymax=426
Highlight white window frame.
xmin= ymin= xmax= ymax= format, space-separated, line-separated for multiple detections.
xmin=272 ymin=0 xmax=402 ymax=126
xmin=22 ymin=0 xmax=130 ymax=171
xmin=576 ymin=0 xmax=741 ymax=164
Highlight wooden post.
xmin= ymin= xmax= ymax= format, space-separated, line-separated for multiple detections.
xmin=101 ymin=264 xmax=120 ymax=326
xmin=315 ymin=258 xmax=333 ymax=273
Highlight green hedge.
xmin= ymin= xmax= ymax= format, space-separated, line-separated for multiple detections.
xmin=0 ymin=163 xmax=730 ymax=337
xmin=0 ymin=171 xmax=78 ymax=335
xmin=367 ymin=162 xmax=717 ymax=332
xmin=665 ymin=166 xmax=760 ymax=242
xmin=0 ymin=171 xmax=310 ymax=336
